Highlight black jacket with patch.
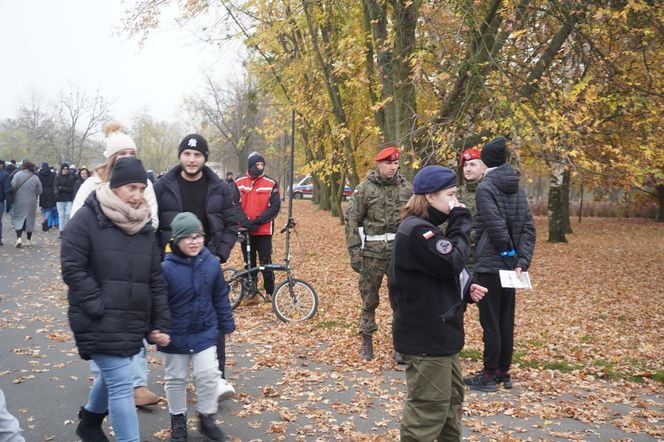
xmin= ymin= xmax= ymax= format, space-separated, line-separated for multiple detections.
xmin=388 ymin=208 xmax=473 ymax=357
xmin=474 ymin=164 xmax=536 ymax=273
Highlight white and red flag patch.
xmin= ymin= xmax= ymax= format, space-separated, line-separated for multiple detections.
xmin=422 ymin=230 xmax=435 ymax=239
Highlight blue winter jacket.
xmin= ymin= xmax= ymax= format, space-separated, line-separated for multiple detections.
xmin=158 ymin=247 xmax=235 ymax=354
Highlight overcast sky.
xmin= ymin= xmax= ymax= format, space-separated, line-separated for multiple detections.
xmin=0 ymin=0 xmax=243 ymax=125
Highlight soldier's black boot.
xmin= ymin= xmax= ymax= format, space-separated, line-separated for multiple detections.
xmin=360 ymin=333 xmax=374 ymax=360
xmin=170 ymin=413 xmax=187 ymax=441
xmin=198 ymin=412 xmax=225 ymax=441
xmin=75 ymin=407 xmax=109 ymax=442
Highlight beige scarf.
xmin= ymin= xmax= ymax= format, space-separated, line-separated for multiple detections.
xmin=96 ymin=184 xmax=151 ymax=235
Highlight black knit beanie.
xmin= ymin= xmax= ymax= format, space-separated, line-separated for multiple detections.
xmin=247 ymin=152 xmax=265 ymax=170
xmin=110 ymin=157 xmax=147 ymax=188
xmin=481 ymin=137 xmax=508 ymax=168
xmin=178 ymin=134 xmax=209 ymax=160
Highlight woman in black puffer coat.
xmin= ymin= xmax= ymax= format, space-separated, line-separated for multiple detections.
xmin=61 ymin=157 xmax=171 ymax=442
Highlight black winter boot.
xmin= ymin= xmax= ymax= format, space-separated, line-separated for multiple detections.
xmin=75 ymin=407 xmax=109 ymax=442
xmin=198 ymin=412 xmax=225 ymax=441
xmin=360 ymin=333 xmax=374 ymax=361
xmin=170 ymin=413 xmax=188 ymax=441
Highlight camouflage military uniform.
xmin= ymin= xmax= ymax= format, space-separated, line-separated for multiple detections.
xmin=457 ymin=180 xmax=479 ymax=270
xmin=344 ymin=170 xmax=412 ymax=335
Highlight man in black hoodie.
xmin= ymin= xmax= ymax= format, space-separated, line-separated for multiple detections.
xmin=38 ymin=163 xmax=57 ymax=231
xmin=464 ymin=137 xmax=536 ymax=392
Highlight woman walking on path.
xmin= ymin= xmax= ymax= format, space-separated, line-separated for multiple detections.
xmin=11 ymin=161 xmax=42 ymax=248
xmin=70 ymin=121 xmax=161 ymax=407
xmin=71 ymin=121 xmax=159 ymax=228
xmin=389 ymin=166 xmax=487 ymax=442
xmin=54 ymin=162 xmax=77 ymax=237
xmin=61 ymin=157 xmax=171 ymax=442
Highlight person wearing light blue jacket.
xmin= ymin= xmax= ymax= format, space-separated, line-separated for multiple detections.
xmin=158 ymin=212 xmax=235 ymax=442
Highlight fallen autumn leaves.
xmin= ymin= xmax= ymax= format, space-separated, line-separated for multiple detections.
xmin=0 ymin=200 xmax=662 ymax=440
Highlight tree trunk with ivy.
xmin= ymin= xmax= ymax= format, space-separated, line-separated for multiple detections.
xmin=561 ymin=167 xmax=573 ymax=234
xmin=548 ymin=161 xmax=568 ymax=243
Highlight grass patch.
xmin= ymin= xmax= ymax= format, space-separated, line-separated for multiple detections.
xmin=316 ymin=318 xmax=346 ymax=329
xmin=460 ymin=349 xmax=482 ymax=361
xmin=512 ymin=351 xmax=541 ymax=369
xmin=652 ymin=371 xmax=664 ymax=384
xmin=543 ymin=361 xmax=583 ymax=372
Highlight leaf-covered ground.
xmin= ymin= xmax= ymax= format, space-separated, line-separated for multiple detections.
xmin=0 ymin=201 xmax=662 ymax=441
xmin=223 ymin=200 xmax=664 ymax=440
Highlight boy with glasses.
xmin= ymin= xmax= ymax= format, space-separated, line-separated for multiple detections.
xmin=158 ymin=212 xmax=236 ymax=442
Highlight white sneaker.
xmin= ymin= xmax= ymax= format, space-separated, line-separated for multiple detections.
xmin=15 ymin=238 xmax=22 ymax=248
xmin=216 ymin=378 xmax=235 ymax=402
xmin=25 ymin=239 xmax=32 ymax=247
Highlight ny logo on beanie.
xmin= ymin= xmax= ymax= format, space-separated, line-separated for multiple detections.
xmin=188 ymin=138 xmax=198 ymax=147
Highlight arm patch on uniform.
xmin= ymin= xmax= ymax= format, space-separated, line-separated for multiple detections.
xmin=422 ymin=230 xmax=435 ymax=239
xmin=436 ymin=239 xmax=454 ymax=254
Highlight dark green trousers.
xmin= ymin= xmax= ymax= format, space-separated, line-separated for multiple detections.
xmin=400 ymin=353 xmax=464 ymax=442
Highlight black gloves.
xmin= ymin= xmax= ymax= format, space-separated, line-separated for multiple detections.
xmin=242 ymin=218 xmax=260 ymax=233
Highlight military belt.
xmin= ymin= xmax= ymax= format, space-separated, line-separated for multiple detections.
xmin=365 ymin=233 xmax=396 ymax=242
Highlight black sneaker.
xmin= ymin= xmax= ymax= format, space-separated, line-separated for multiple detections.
xmin=170 ymin=413 xmax=187 ymax=441
xmin=464 ymin=372 xmax=497 ymax=392
xmin=495 ymin=373 xmax=513 ymax=389
xmin=198 ymin=412 xmax=225 ymax=441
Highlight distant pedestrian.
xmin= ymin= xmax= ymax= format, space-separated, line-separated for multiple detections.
xmin=344 ymin=146 xmax=412 ymax=361
xmin=10 ymin=161 xmax=42 ymax=248
xmin=0 ymin=388 xmax=25 ymax=442
xmin=73 ymin=167 xmax=90 ymax=199
xmin=0 ymin=160 xmax=11 ymax=246
xmin=225 ymin=171 xmax=240 ymax=205
xmin=70 ymin=121 xmax=162 ymax=407
xmin=37 ymin=162 xmax=57 ymax=231
xmin=54 ymin=162 xmax=77 ymax=237
xmin=464 ymin=137 xmax=536 ymax=392
xmin=389 ymin=165 xmax=487 ymax=441
xmin=159 ymin=212 xmax=235 ymax=442
xmin=61 ymin=157 xmax=171 ymax=442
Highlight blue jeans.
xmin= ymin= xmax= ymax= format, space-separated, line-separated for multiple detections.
xmin=0 ymin=388 xmax=25 ymax=442
xmin=56 ymin=201 xmax=72 ymax=232
xmin=0 ymin=202 xmax=4 ymax=243
xmin=85 ymin=355 xmax=139 ymax=442
xmin=41 ymin=207 xmax=57 ymax=228
xmin=90 ymin=343 xmax=148 ymax=387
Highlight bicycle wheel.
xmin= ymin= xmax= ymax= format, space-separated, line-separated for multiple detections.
xmin=272 ymin=278 xmax=318 ymax=322
xmin=223 ymin=268 xmax=243 ymax=309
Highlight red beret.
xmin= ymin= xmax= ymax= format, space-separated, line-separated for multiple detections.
xmin=375 ymin=146 xmax=400 ymax=162
xmin=460 ymin=148 xmax=481 ymax=167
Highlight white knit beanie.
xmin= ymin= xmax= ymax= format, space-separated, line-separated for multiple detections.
xmin=102 ymin=121 xmax=137 ymax=159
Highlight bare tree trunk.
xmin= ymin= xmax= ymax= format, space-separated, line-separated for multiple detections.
xmin=547 ymin=161 xmax=568 ymax=243
xmin=657 ymin=185 xmax=664 ymax=222
xmin=578 ymin=182 xmax=584 ymax=224
xmin=561 ymin=167 xmax=573 ymax=234
xmin=302 ymin=0 xmax=360 ymax=186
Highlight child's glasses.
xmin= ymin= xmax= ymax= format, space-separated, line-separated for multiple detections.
xmin=183 ymin=234 xmax=205 ymax=244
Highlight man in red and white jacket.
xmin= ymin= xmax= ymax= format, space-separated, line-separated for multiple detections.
xmin=235 ymin=152 xmax=281 ymax=302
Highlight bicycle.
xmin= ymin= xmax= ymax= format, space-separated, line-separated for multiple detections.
xmin=222 ymin=219 xmax=318 ymax=322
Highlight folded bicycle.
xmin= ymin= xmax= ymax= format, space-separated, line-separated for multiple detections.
xmin=223 ymin=220 xmax=318 ymax=322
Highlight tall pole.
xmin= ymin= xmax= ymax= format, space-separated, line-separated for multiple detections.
xmin=285 ymin=109 xmax=295 ymax=261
